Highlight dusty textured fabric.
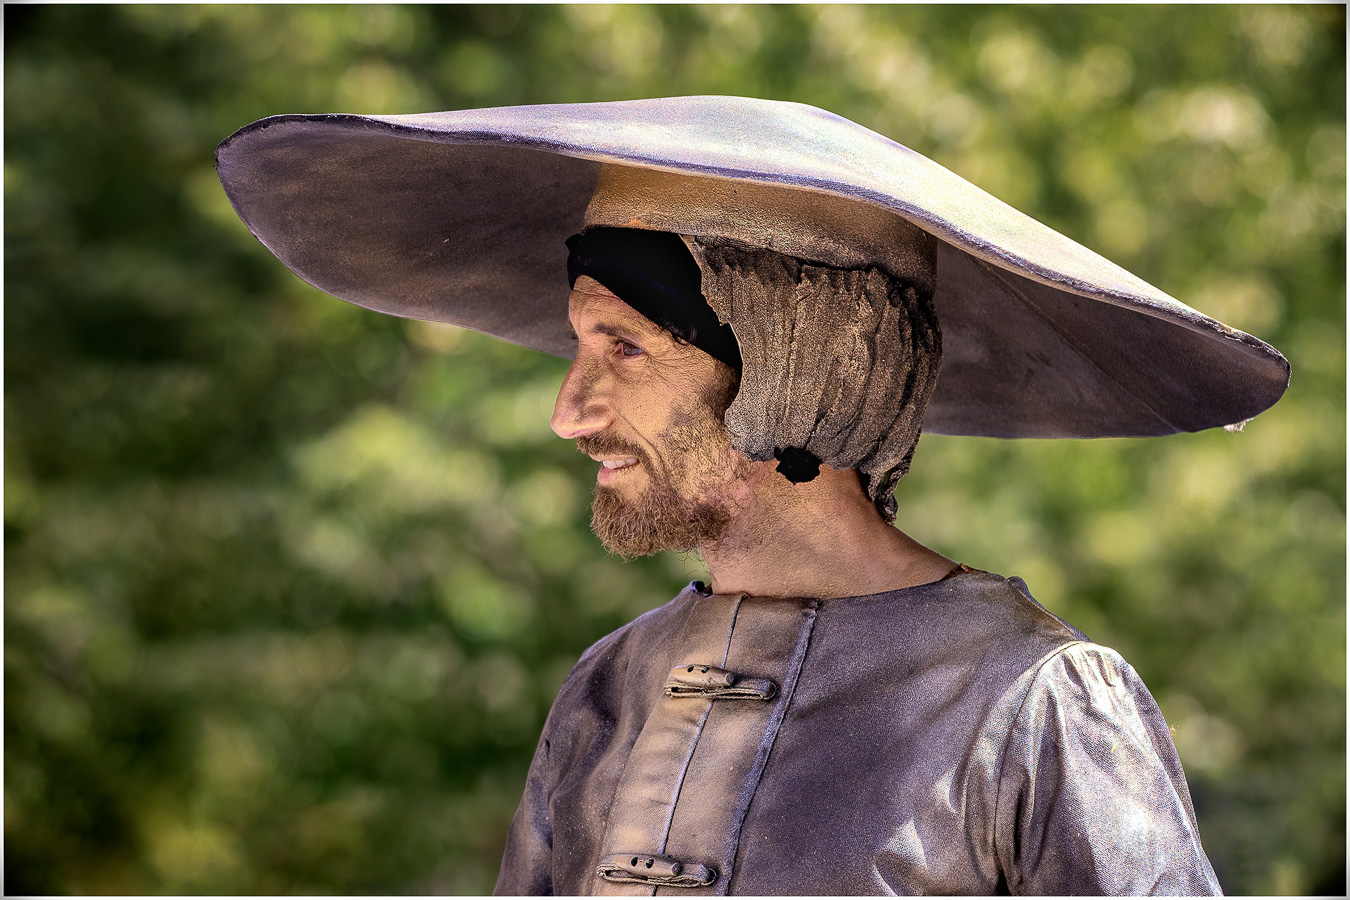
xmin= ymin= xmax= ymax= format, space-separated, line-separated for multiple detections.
xmin=688 ymin=238 xmax=942 ymax=521
xmin=494 ymin=570 xmax=1221 ymax=896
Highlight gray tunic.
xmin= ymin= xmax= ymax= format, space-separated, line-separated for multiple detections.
xmin=495 ymin=569 xmax=1220 ymax=895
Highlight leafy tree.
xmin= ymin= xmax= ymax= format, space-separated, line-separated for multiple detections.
xmin=6 ymin=5 xmax=1344 ymax=894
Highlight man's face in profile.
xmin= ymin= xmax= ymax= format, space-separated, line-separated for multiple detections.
xmin=551 ymin=277 xmax=749 ymax=557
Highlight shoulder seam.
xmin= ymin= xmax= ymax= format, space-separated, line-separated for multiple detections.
xmin=989 ymin=638 xmax=1090 ymax=889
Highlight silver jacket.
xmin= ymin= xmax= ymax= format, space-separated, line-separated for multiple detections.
xmin=495 ymin=569 xmax=1221 ymax=895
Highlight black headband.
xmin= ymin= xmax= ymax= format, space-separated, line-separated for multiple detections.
xmin=565 ymin=227 xmax=742 ymax=371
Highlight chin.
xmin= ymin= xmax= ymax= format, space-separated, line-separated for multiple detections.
xmin=591 ymin=484 xmax=731 ymax=559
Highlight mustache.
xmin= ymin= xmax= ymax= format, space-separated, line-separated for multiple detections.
xmin=577 ymin=433 xmax=650 ymax=466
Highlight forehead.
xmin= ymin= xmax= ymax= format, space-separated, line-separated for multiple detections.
xmin=567 ymin=277 xmax=669 ymax=340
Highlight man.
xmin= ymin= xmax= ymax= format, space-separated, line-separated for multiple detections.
xmin=217 ymin=97 xmax=1288 ymax=895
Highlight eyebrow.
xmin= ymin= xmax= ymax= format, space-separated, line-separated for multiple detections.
xmin=591 ymin=323 xmax=637 ymax=340
xmin=570 ymin=320 xmax=659 ymax=344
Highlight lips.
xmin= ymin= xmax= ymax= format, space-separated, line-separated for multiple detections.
xmin=578 ymin=436 xmax=647 ymax=485
xmin=595 ymin=456 xmax=640 ymax=485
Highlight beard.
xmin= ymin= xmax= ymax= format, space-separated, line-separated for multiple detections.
xmin=578 ymin=370 xmax=747 ymax=558
xmin=590 ymin=473 xmax=735 ymax=558
xmin=581 ymin=432 xmax=741 ymax=558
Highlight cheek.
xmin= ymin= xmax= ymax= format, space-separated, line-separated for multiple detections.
xmin=614 ymin=377 xmax=689 ymax=435
xmin=619 ymin=357 xmax=737 ymax=460
xmin=620 ymin=390 xmax=669 ymax=422
xmin=658 ymin=401 xmax=735 ymax=468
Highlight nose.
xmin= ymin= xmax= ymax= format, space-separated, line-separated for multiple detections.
xmin=551 ymin=354 xmax=613 ymax=439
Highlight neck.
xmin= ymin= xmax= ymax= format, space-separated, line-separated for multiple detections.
xmin=698 ymin=464 xmax=955 ymax=599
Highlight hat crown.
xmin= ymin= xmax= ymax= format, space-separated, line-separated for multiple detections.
xmin=583 ymin=163 xmax=936 ymax=293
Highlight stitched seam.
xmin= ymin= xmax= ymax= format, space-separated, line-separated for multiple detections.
xmin=723 ymin=601 xmax=820 ymax=895
xmin=655 ymin=595 xmax=744 ymax=860
xmin=989 ymin=639 xmax=1088 ymax=893
xmin=719 ymin=598 xmax=743 ymax=669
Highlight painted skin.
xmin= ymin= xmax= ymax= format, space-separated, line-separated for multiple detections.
xmin=550 ymin=276 xmax=955 ymax=598
xmin=550 ymin=275 xmax=748 ymax=515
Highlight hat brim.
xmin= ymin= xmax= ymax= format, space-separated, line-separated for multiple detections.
xmin=215 ymin=96 xmax=1289 ymax=438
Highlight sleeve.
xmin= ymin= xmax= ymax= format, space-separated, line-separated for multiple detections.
xmin=992 ymin=642 xmax=1223 ymax=896
xmin=493 ymin=723 xmax=556 ymax=896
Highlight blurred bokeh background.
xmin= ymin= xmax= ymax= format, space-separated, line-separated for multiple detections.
xmin=5 ymin=5 xmax=1344 ymax=895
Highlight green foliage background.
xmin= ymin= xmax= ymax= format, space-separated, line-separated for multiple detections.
xmin=5 ymin=5 xmax=1344 ymax=895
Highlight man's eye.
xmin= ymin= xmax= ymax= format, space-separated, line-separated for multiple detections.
xmin=617 ymin=341 xmax=644 ymax=358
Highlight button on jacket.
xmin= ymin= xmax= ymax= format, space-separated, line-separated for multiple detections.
xmin=495 ymin=569 xmax=1220 ymax=895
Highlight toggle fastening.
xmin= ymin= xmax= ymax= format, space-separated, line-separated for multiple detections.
xmin=596 ymin=852 xmax=717 ymax=887
xmin=663 ymin=663 xmax=777 ymax=700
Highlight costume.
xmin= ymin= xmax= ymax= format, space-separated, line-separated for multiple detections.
xmin=495 ymin=569 xmax=1220 ymax=896
xmin=215 ymin=97 xmax=1279 ymax=897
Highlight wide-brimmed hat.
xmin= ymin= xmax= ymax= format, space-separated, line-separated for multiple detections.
xmin=215 ymin=95 xmax=1288 ymax=438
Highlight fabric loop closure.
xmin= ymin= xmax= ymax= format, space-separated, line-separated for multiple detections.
xmin=596 ymin=852 xmax=717 ymax=887
xmin=664 ymin=664 xmax=778 ymax=700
